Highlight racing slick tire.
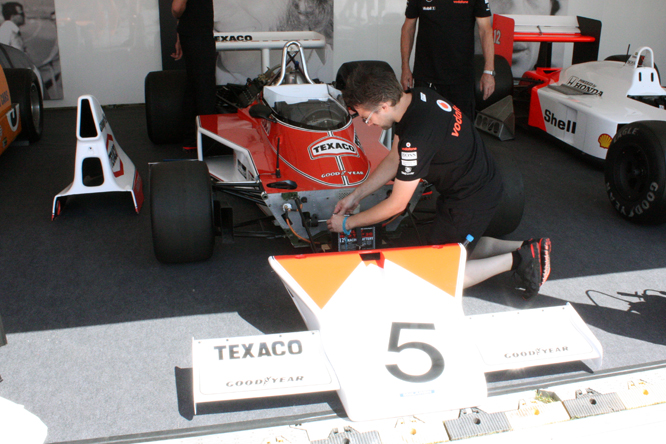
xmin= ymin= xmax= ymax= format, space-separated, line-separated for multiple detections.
xmin=4 ymin=68 xmax=43 ymax=143
xmin=605 ymin=121 xmax=666 ymax=224
xmin=474 ymin=54 xmax=513 ymax=112
xmin=484 ymin=152 xmax=525 ymax=237
xmin=151 ymin=160 xmax=215 ymax=263
xmin=145 ymin=70 xmax=187 ymax=144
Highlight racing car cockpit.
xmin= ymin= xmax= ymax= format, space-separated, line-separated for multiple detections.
xmin=261 ymin=41 xmax=351 ymax=131
xmin=271 ymin=97 xmax=349 ymax=131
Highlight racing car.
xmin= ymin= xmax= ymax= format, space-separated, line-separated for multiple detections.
xmin=493 ymin=15 xmax=666 ymax=224
xmin=0 ymin=43 xmax=44 ymax=156
xmin=192 ymin=244 xmax=603 ymax=421
xmin=146 ymin=37 xmax=524 ymax=263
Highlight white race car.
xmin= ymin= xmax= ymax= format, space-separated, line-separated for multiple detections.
xmin=493 ymin=15 xmax=666 ymax=224
xmin=523 ymin=46 xmax=666 ymax=223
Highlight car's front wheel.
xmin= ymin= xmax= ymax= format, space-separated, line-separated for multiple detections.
xmin=4 ymin=68 xmax=43 ymax=143
xmin=605 ymin=121 xmax=666 ymax=224
xmin=151 ymin=160 xmax=216 ymax=263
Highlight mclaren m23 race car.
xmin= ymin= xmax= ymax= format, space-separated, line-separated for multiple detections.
xmin=492 ymin=15 xmax=666 ymax=224
xmin=144 ymin=37 xmax=523 ymax=263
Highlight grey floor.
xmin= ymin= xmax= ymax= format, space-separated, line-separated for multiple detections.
xmin=0 ymin=106 xmax=665 ymax=443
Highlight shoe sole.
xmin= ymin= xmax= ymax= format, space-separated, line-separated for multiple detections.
xmin=540 ymin=238 xmax=551 ymax=286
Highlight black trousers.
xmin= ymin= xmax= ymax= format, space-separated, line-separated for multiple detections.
xmin=179 ymin=32 xmax=217 ymax=142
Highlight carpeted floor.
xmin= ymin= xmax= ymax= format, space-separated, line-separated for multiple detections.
xmin=0 ymin=105 xmax=665 ymax=443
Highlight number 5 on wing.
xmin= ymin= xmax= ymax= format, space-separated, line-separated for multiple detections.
xmin=385 ymin=322 xmax=445 ymax=383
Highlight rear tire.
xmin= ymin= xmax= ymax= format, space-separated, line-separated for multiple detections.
xmin=605 ymin=121 xmax=666 ymax=224
xmin=151 ymin=161 xmax=215 ymax=263
xmin=145 ymin=70 xmax=187 ymax=144
xmin=4 ymin=68 xmax=43 ymax=143
xmin=484 ymin=152 xmax=525 ymax=237
xmin=474 ymin=54 xmax=513 ymax=112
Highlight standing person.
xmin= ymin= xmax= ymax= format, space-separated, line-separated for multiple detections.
xmin=400 ymin=0 xmax=495 ymax=120
xmin=0 ymin=2 xmax=26 ymax=51
xmin=327 ymin=63 xmax=550 ymax=297
xmin=171 ymin=0 xmax=217 ymax=147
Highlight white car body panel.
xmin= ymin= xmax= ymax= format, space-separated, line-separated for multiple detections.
xmin=531 ymin=47 xmax=666 ymax=160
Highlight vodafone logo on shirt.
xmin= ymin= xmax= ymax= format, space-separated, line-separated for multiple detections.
xmin=437 ymin=100 xmax=452 ymax=112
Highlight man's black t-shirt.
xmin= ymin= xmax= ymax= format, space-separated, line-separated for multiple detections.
xmin=177 ymin=0 xmax=214 ymax=36
xmin=394 ymin=87 xmax=502 ymax=209
xmin=405 ymin=0 xmax=491 ymax=83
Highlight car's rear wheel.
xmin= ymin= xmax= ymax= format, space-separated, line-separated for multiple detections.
xmin=151 ymin=160 xmax=215 ymax=263
xmin=4 ymin=68 xmax=43 ymax=143
xmin=605 ymin=121 xmax=666 ymax=224
xmin=484 ymin=151 xmax=525 ymax=237
xmin=474 ymin=54 xmax=513 ymax=112
xmin=145 ymin=70 xmax=187 ymax=144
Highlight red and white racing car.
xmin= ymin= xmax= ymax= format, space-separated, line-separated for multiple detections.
xmin=493 ymin=15 xmax=666 ymax=224
xmin=145 ymin=38 xmax=523 ymax=263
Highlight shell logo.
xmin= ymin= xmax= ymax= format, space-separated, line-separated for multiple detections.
xmin=598 ymin=134 xmax=613 ymax=149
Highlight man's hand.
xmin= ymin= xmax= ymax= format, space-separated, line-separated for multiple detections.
xmin=327 ymin=193 xmax=359 ymax=232
xmin=401 ymin=68 xmax=414 ymax=91
xmin=171 ymin=34 xmax=182 ymax=60
xmin=480 ymin=73 xmax=495 ymax=101
xmin=333 ymin=193 xmax=359 ymax=217
xmin=327 ymin=212 xmax=347 ymax=233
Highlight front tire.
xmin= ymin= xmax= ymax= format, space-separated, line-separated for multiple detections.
xmin=605 ymin=121 xmax=666 ymax=224
xmin=151 ymin=161 xmax=215 ymax=263
xmin=4 ymin=68 xmax=43 ymax=143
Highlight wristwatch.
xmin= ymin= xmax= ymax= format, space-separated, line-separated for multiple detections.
xmin=483 ymin=70 xmax=496 ymax=76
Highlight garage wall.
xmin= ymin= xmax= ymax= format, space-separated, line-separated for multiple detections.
xmin=48 ymin=0 xmax=665 ymax=108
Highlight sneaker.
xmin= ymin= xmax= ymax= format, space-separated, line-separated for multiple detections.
xmin=537 ymin=238 xmax=552 ymax=286
xmin=515 ymin=238 xmax=551 ymax=298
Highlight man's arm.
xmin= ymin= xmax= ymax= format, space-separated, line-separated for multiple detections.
xmin=477 ymin=16 xmax=495 ymax=101
xmin=335 ymin=178 xmax=420 ymax=232
xmin=400 ymin=18 xmax=417 ymax=91
xmin=332 ymin=136 xmax=401 ymax=216
xmin=328 ymin=137 xmax=418 ymax=233
xmin=172 ymin=0 xmax=188 ymax=19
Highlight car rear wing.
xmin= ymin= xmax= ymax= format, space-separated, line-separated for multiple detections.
xmin=214 ymin=31 xmax=327 ymax=73
xmin=493 ymin=14 xmax=602 ymax=69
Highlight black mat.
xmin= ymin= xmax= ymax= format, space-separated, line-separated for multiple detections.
xmin=0 ymin=106 xmax=665 ymax=443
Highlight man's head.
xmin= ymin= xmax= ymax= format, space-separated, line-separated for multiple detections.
xmin=341 ymin=62 xmax=403 ymax=112
xmin=2 ymin=2 xmax=25 ymax=24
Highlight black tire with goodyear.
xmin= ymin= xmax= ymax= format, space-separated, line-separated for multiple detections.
xmin=605 ymin=121 xmax=666 ymax=224
xmin=151 ymin=160 xmax=215 ymax=263
xmin=4 ymin=68 xmax=43 ymax=143
xmin=145 ymin=70 xmax=187 ymax=144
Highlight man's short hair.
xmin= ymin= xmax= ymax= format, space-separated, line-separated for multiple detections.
xmin=2 ymin=2 xmax=23 ymax=21
xmin=342 ymin=62 xmax=403 ymax=111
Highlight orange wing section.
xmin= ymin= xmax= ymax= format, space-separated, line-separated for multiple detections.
xmin=273 ymin=245 xmax=464 ymax=309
